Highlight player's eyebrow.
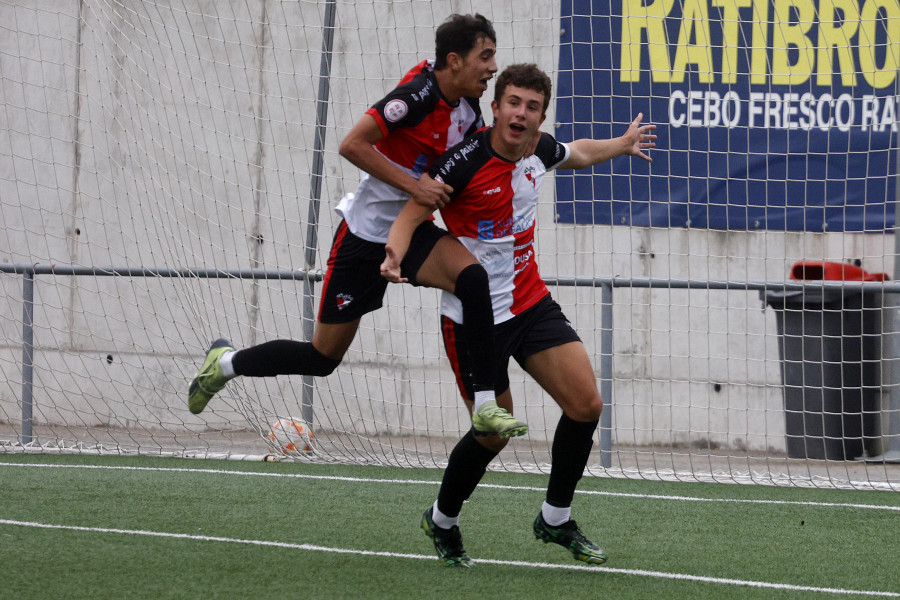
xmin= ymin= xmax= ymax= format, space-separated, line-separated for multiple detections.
xmin=506 ymin=93 xmax=541 ymax=108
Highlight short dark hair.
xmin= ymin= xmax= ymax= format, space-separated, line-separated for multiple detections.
xmin=434 ymin=14 xmax=496 ymax=70
xmin=494 ymin=63 xmax=552 ymax=115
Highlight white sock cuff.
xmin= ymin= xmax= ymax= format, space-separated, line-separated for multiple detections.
xmin=541 ymin=501 xmax=571 ymax=527
xmin=472 ymin=390 xmax=496 ymax=412
xmin=219 ymin=350 xmax=237 ymax=378
xmin=431 ymin=500 xmax=459 ymax=529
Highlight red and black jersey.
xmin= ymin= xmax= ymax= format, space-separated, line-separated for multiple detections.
xmin=368 ymin=60 xmax=484 ymax=174
xmin=431 ymin=128 xmax=570 ymax=324
xmin=336 ymin=61 xmax=485 ymax=243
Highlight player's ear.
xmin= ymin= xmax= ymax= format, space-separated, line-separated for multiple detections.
xmin=446 ymin=52 xmax=462 ymax=71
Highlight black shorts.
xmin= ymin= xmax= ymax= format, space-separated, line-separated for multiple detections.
xmin=318 ymin=220 xmax=451 ymax=323
xmin=440 ymin=295 xmax=582 ymax=401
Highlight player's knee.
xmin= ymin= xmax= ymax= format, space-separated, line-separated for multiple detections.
xmin=454 ymin=263 xmax=489 ymax=303
xmin=567 ymin=394 xmax=603 ymax=422
xmin=307 ymin=347 xmax=342 ymax=376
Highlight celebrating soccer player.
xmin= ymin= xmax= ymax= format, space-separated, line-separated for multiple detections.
xmin=381 ymin=63 xmax=657 ymax=566
xmin=188 ymin=14 xmax=526 ymax=438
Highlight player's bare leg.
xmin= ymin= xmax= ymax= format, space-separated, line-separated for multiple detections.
xmin=524 ymin=342 xmax=607 ymax=564
xmin=311 ymin=320 xmax=362 ymax=360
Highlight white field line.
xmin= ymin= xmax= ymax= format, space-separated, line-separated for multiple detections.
xmin=1 ymin=518 xmax=898 ymax=598
xmin=2 ymin=461 xmax=899 ymax=512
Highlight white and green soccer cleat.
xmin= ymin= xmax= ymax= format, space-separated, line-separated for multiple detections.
xmin=471 ymin=400 xmax=528 ymax=438
xmin=188 ymin=338 xmax=235 ymax=414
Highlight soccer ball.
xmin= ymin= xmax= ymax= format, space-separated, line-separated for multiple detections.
xmin=267 ymin=417 xmax=314 ymax=454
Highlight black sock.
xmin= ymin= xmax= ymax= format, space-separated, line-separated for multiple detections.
xmin=436 ymin=430 xmax=499 ymax=518
xmin=231 ymin=340 xmax=340 ymax=377
xmin=455 ymin=264 xmax=496 ymax=393
xmin=546 ymin=414 xmax=599 ymax=508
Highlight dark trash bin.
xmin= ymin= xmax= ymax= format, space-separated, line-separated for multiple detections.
xmin=762 ymin=261 xmax=885 ymax=460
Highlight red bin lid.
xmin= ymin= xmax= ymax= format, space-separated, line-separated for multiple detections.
xmin=789 ymin=260 xmax=888 ymax=281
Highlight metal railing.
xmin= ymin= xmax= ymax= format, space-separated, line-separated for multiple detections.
xmin=1 ymin=262 xmax=323 ymax=445
xmin=4 ymin=262 xmax=900 ymax=465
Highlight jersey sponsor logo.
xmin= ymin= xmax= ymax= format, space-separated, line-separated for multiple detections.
xmin=513 ymin=243 xmax=535 ymax=276
xmin=411 ymin=79 xmax=434 ymax=102
xmin=436 ymin=136 xmax=480 ymax=177
xmin=477 ymin=215 xmax=535 ymax=240
xmin=336 ymin=293 xmax=354 ymax=310
xmin=482 ymin=187 xmax=502 ymax=195
xmin=514 ymin=248 xmax=534 ymax=266
xmin=458 ymin=138 xmax=480 ymax=161
xmin=477 ymin=220 xmax=494 ymax=240
xmin=384 ymin=99 xmax=408 ymax=122
xmin=512 ymin=215 xmax=535 ymax=234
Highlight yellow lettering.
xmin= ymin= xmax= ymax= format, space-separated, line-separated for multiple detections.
xmin=859 ymin=0 xmax=900 ymax=89
xmin=620 ymin=0 xmax=676 ymax=82
xmin=816 ymin=0 xmax=860 ymax=86
xmin=671 ymin=0 xmax=715 ymax=82
xmin=618 ymin=0 xmax=900 ymax=89
xmin=713 ymin=0 xmax=753 ymax=84
xmin=771 ymin=0 xmax=816 ymax=85
xmin=749 ymin=0 xmax=770 ymax=84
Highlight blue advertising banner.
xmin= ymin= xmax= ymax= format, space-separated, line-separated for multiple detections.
xmin=554 ymin=0 xmax=897 ymax=231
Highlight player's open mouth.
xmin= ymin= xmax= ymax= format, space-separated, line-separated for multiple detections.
xmin=510 ymin=123 xmax=526 ymax=133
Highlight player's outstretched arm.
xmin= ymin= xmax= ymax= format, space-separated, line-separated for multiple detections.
xmin=561 ymin=112 xmax=657 ymax=170
xmin=380 ymin=199 xmax=436 ymax=283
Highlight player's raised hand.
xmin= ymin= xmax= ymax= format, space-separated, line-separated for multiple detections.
xmin=411 ymin=173 xmax=453 ymax=209
xmin=625 ymin=113 xmax=657 ymax=163
xmin=380 ymin=245 xmax=407 ymax=283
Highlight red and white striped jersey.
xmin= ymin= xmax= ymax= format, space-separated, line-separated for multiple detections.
xmin=335 ymin=60 xmax=484 ymax=243
xmin=433 ymin=128 xmax=570 ymax=324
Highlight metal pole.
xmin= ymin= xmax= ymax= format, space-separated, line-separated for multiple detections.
xmin=885 ymin=85 xmax=900 ymax=461
xmin=301 ymin=0 xmax=337 ymax=425
xmin=599 ymin=282 xmax=613 ymax=468
xmin=21 ymin=268 xmax=34 ymax=445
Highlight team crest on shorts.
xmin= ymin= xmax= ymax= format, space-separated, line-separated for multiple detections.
xmin=336 ymin=293 xmax=353 ymax=310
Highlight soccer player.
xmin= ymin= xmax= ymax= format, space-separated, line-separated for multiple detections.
xmin=381 ymin=63 xmax=656 ymax=567
xmin=187 ymin=14 xmax=526 ymax=437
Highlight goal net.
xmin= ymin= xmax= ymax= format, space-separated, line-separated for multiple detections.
xmin=1 ymin=0 xmax=899 ymax=491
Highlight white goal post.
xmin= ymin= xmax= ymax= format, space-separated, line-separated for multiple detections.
xmin=1 ymin=0 xmax=899 ymax=491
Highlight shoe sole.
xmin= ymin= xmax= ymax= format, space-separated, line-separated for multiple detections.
xmin=472 ymin=424 xmax=528 ymax=438
xmin=535 ymin=531 xmax=608 ymax=565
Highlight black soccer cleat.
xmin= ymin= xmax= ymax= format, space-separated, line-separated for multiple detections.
xmin=533 ymin=512 xmax=607 ymax=565
xmin=420 ymin=506 xmax=473 ymax=568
